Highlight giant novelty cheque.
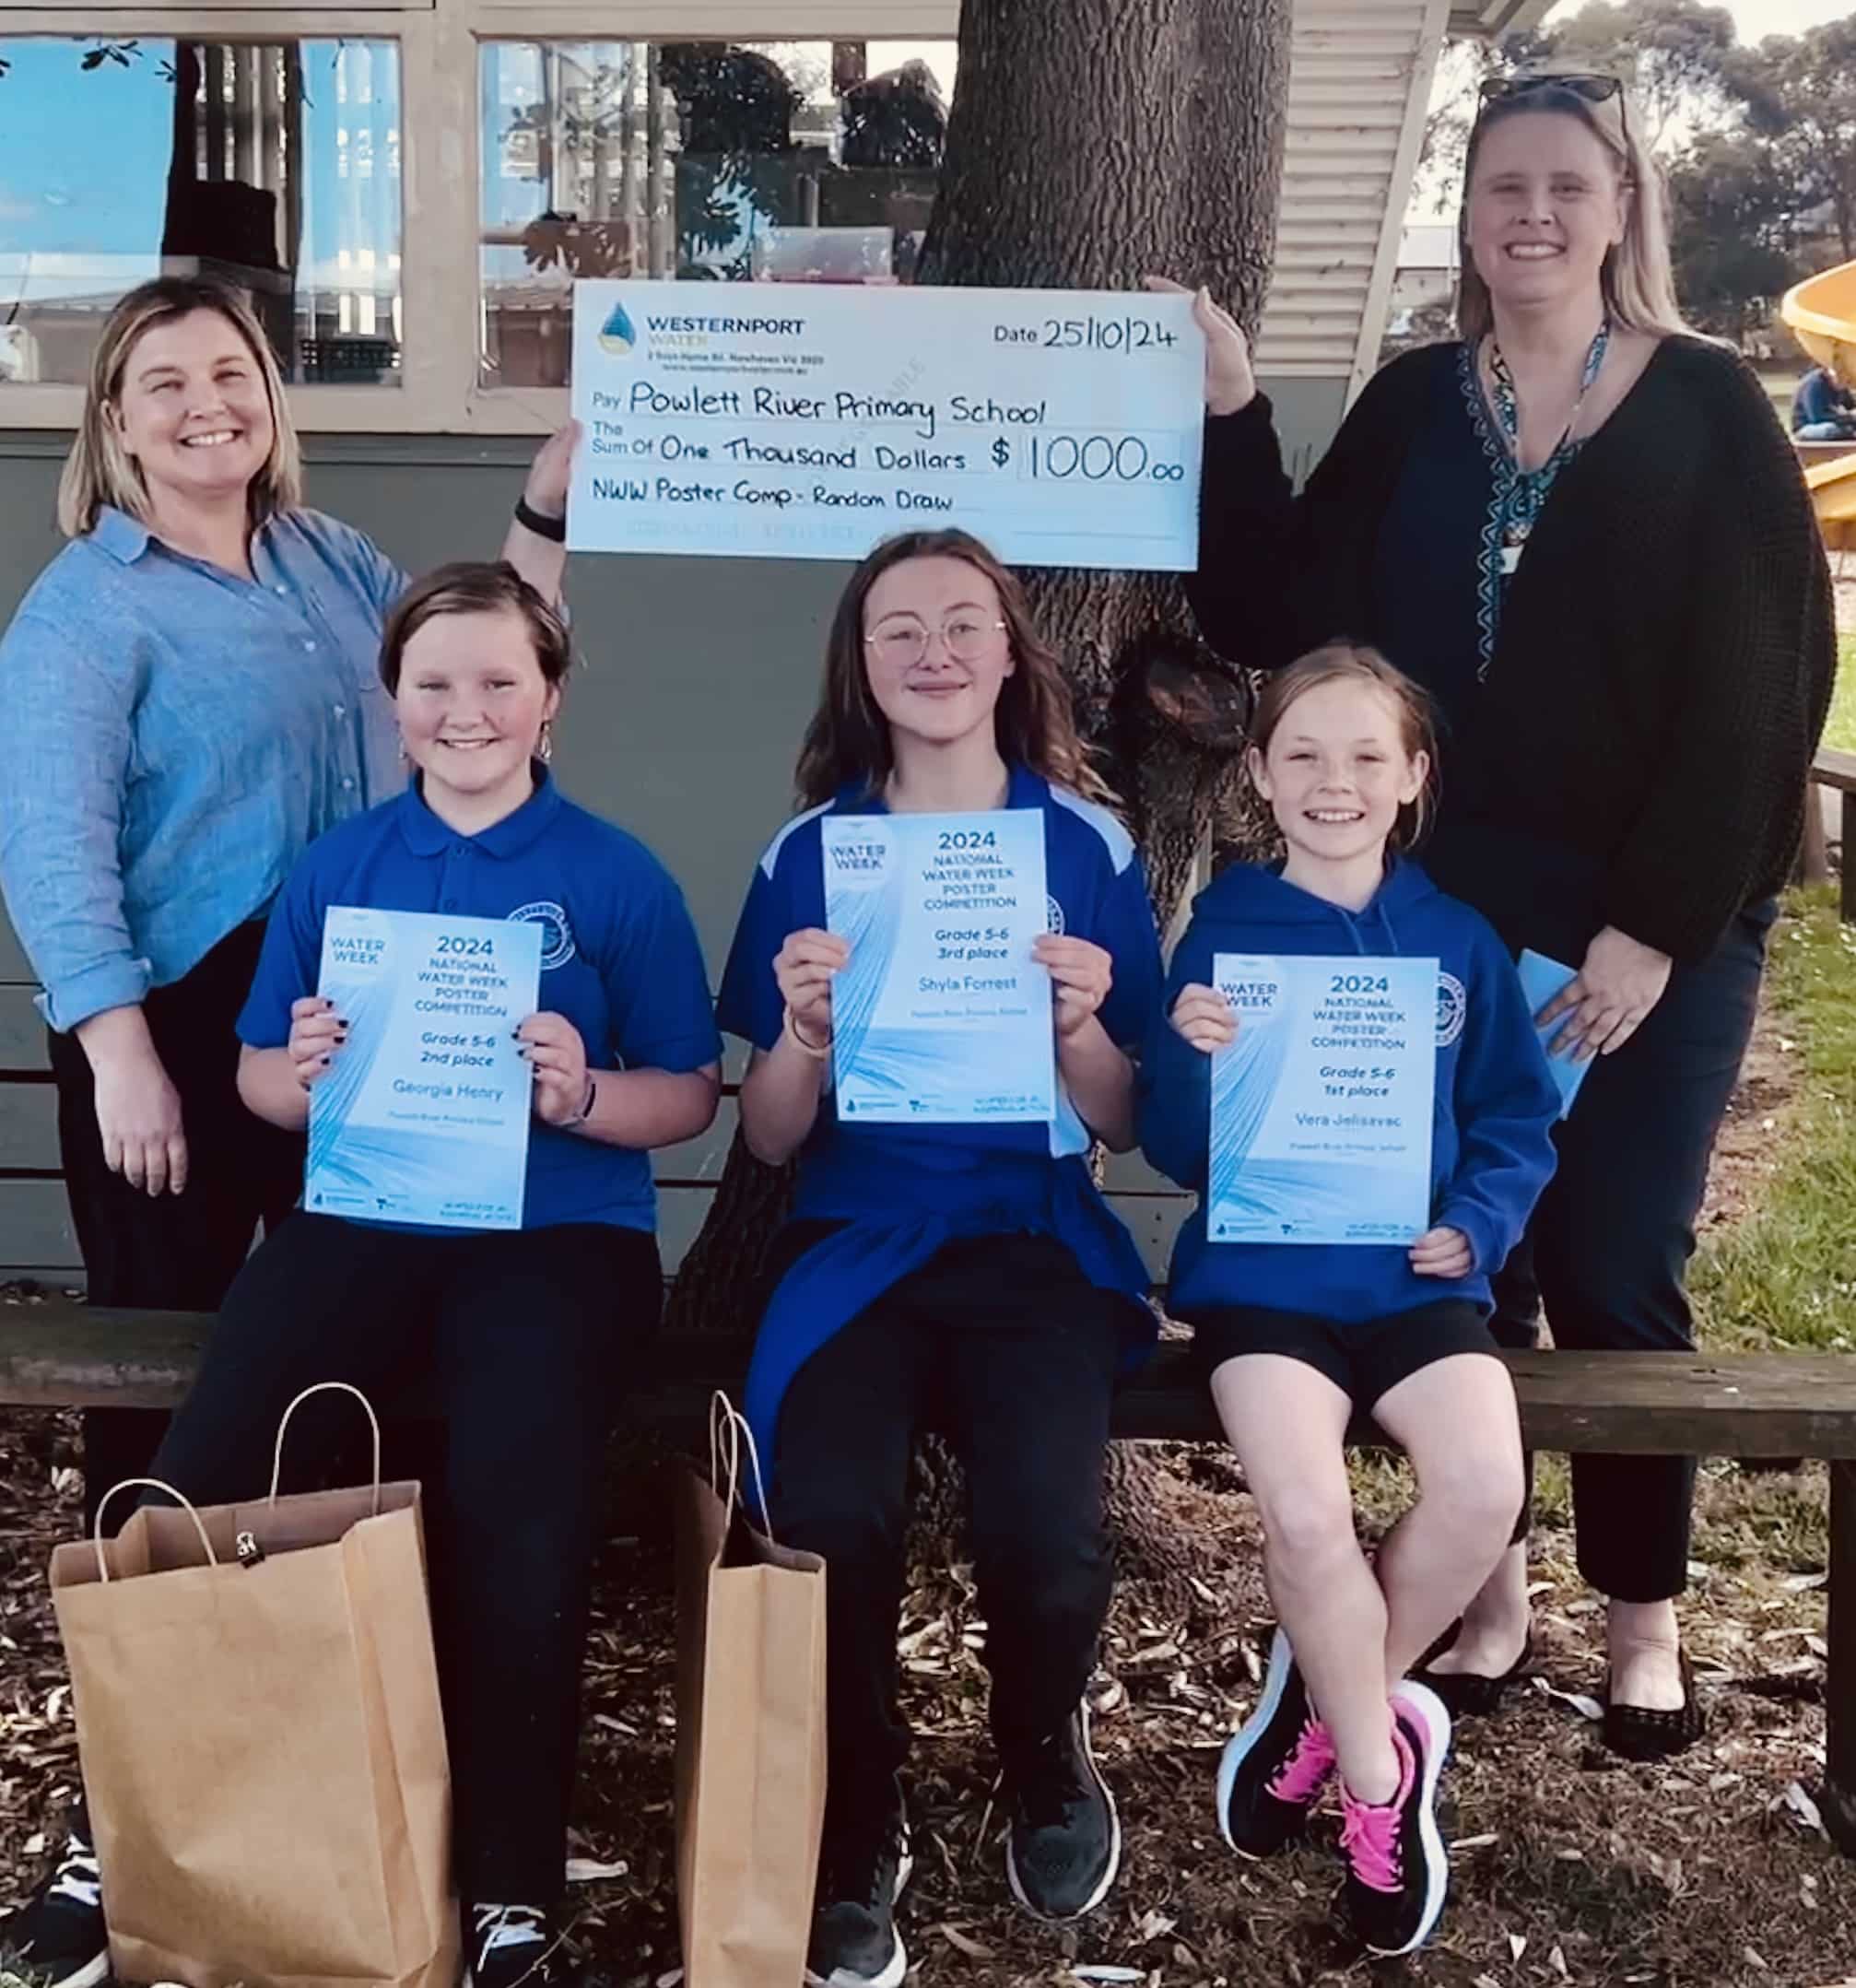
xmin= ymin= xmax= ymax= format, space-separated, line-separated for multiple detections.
xmin=1208 ymin=954 xmax=1438 ymax=1246
xmin=567 ymin=280 xmax=1204 ymax=570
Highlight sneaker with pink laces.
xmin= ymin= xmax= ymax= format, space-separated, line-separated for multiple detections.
xmin=1336 ymin=1680 xmax=1451 ymax=1956
xmin=1216 ymin=1627 xmax=1336 ymax=1858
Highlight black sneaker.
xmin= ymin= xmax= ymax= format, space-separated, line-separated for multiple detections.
xmin=465 ymin=1903 xmax=572 ymax=1988
xmin=805 ymin=1803 xmax=912 ymax=1988
xmin=0 ymin=1828 xmax=109 ymax=1988
xmin=1003 ymin=1700 xmax=1121 ymax=1922
xmin=1336 ymin=1682 xmax=1451 ymax=1958
xmin=1216 ymin=1626 xmax=1335 ymax=1859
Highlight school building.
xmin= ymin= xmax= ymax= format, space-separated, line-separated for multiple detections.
xmin=0 ymin=0 xmax=1545 ymax=1281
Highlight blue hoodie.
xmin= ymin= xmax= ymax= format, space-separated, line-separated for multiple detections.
xmin=1140 ymin=857 xmax=1559 ymax=1323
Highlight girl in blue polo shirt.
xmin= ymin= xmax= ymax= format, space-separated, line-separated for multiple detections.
xmin=1139 ymin=644 xmax=1557 ymax=1960
xmin=139 ymin=562 xmax=721 ymax=1988
xmin=717 ymin=528 xmax=1163 ymax=1988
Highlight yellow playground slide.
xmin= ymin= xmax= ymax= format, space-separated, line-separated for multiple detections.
xmin=1781 ymin=261 xmax=1856 ymax=552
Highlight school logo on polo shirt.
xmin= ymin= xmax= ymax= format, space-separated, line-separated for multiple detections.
xmin=510 ymin=900 xmax=576 ymax=970
xmin=1046 ymin=895 xmax=1065 ymax=935
xmin=1436 ymin=970 xmax=1467 ymax=1048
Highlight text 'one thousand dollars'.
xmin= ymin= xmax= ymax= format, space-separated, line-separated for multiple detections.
xmin=566 ymin=280 xmax=1205 ymax=571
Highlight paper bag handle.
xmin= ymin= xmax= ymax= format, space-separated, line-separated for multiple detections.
xmin=270 ymin=1382 xmax=382 ymax=1515
xmin=707 ymin=1390 xmax=775 ymax=1556
xmin=92 ymin=1479 xmax=217 ymax=1582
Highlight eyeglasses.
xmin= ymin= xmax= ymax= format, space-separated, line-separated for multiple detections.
xmin=1478 ymin=72 xmax=1627 ymax=120
xmin=864 ymin=616 xmax=1007 ymax=667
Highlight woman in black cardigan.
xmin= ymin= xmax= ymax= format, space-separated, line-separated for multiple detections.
xmin=1169 ymin=72 xmax=1833 ymax=1759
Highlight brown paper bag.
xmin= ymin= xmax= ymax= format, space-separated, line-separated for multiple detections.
xmin=673 ymin=1393 xmax=828 ymax=1988
xmin=50 ymin=1382 xmax=458 ymax=1988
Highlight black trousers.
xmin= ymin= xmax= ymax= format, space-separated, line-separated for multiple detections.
xmin=770 ymin=1232 xmax=1125 ymax=1840
xmin=146 ymin=1211 xmax=660 ymax=1905
xmin=1490 ymin=901 xmax=1773 ymax=1601
xmin=48 ymin=923 xmax=304 ymax=1528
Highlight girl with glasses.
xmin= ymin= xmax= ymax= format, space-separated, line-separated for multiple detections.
xmin=717 ymin=528 xmax=1163 ymax=1988
xmin=1155 ymin=70 xmax=1833 ymax=1762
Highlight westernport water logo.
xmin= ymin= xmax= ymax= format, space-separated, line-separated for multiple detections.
xmin=598 ymin=299 xmax=638 ymax=358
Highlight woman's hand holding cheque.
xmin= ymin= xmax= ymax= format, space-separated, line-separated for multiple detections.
xmin=1142 ymin=277 xmax=1257 ymax=417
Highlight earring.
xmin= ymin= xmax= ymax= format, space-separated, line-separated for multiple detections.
xmin=539 ymin=719 xmax=554 ymax=763
xmin=396 ymin=733 xmax=408 ymax=765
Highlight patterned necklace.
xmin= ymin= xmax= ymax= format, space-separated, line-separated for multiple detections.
xmin=1484 ymin=318 xmax=1611 ymax=578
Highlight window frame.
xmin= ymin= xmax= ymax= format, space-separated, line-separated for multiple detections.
xmin=0 ymin=0 xmax=960 ymax=433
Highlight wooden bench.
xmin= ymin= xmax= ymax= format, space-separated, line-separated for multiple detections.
xmin=3 ymin=1300 xmax=1854 ymax=1853
xmin=1810 ymin=745 xmax=1856 ymax=924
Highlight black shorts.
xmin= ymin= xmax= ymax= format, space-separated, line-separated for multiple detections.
xmin=1185 ymin=1300 xmax=1499 ymax=1414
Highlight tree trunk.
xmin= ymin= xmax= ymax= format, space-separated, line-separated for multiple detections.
xmin=919 ymin=0 xmax=1288 ymax=912
xmin=668 ymin=5 xmax=1294 ymax=1566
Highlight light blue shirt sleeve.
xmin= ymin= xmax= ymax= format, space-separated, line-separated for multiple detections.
xmin=0 ymin=511 xmax=404 ymax=1031
xmin=0 ymin=606 xmax=150 ymax=1029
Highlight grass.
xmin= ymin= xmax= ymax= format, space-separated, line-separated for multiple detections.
xmin=1691 ymin=883 xmax=1856 ymax=1352
xmin=1827 ymin=631 xmax=1856 ymax=755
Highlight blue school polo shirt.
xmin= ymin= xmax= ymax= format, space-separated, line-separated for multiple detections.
xmin=716 ymin=762 xmax=1165 ymax=1465
xmin=718 ymin=761 xmax=1163 ymax=1198
xmin=240 ymin=767 xmax=720 ymax=1234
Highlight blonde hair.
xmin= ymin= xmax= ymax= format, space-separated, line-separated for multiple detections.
xmin=1456 ymin=75 xmax=1696 ymax=345
xmin=58 ymin=275 xmax=302 ymax=539
xmin=1249 ymin=641 xmax=1439 ymax=852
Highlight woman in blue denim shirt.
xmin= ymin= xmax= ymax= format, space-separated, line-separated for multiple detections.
xmin=0 ymin=273 xmax=575 ymax=1538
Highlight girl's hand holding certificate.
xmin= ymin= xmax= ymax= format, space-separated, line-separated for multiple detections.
xmin=773 ymin=927 xmax=850 ymax=1051
xmin=518 ymin=1012 xmax=593 ymax=1127
xmin=1408 ymin=1226 xmax=1473 ymax=1279
xmin=1169 ymin=982 xmax=1238 ymax=1053
xmin=288 ymin=994 xmax=346 ymax=1088
xmin=1034 ymin=934 xmax=1114 ymax=1039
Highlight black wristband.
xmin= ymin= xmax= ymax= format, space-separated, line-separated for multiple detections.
xmin=513 ymin=495 xmax=567 ymax=543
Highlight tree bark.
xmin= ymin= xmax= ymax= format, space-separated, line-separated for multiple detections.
xmin=669 ymin=1 xmax=1294 ymax=1483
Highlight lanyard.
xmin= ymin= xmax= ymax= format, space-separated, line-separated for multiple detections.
xmin=1486 ymin=319 xmax=1611 ymax=577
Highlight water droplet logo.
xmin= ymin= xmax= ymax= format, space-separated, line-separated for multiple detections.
xmin=598 ymin=299 xmax=637 ymax=357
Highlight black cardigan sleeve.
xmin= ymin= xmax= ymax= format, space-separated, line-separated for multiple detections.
xmin=1184 ymin=348 xmax=1439 ymax=674
xmin=1602 ymin=349 xmax=1836 ymax=962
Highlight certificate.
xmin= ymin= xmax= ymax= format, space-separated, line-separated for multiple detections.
xmin=567 ymin=280 xmax=1204 ymax=570
xmin=822 ymin=811 xmax=1054 ymax=1123
xmin=1207 ymin=954 xmax=1438 ymax=1246
xmin=307 ymin=908 xmax=543 ymax=1230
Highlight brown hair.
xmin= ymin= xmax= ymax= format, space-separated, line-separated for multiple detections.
xmin=379 ymin=561 xmax=572 ymax=694
xmin=59 ymin=275 xmax=301 ymax=539
xmin=793 ymin=529 xmax=1117 ymax=808
xmin=1457 ymin=75 xmax=1695 ymax=345
xmin=1249 ymin=642 xmax=1439 ymax=851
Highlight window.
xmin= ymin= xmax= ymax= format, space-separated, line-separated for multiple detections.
xmin=0 ymin=35 xmax=404 ymax=389
xmin=477 ymin=38 xmax=957 ymax=389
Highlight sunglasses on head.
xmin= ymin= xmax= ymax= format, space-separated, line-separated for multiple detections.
xmin=1478 ymin=71 xmax=1625 ymax=112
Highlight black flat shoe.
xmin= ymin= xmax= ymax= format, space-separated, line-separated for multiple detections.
xmin=1603 ymin=1652 xmax=1705 ymax=1761
xmin=1411 ymin=1622 xmax=1533 ymax=1721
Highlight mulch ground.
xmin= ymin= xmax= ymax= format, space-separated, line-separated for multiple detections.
xmin=1 ymin=997 xmax=1850 ymax=1987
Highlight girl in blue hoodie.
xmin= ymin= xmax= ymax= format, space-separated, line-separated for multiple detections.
xmin=1140 ymin=643 xmax=1557 ymax=1959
